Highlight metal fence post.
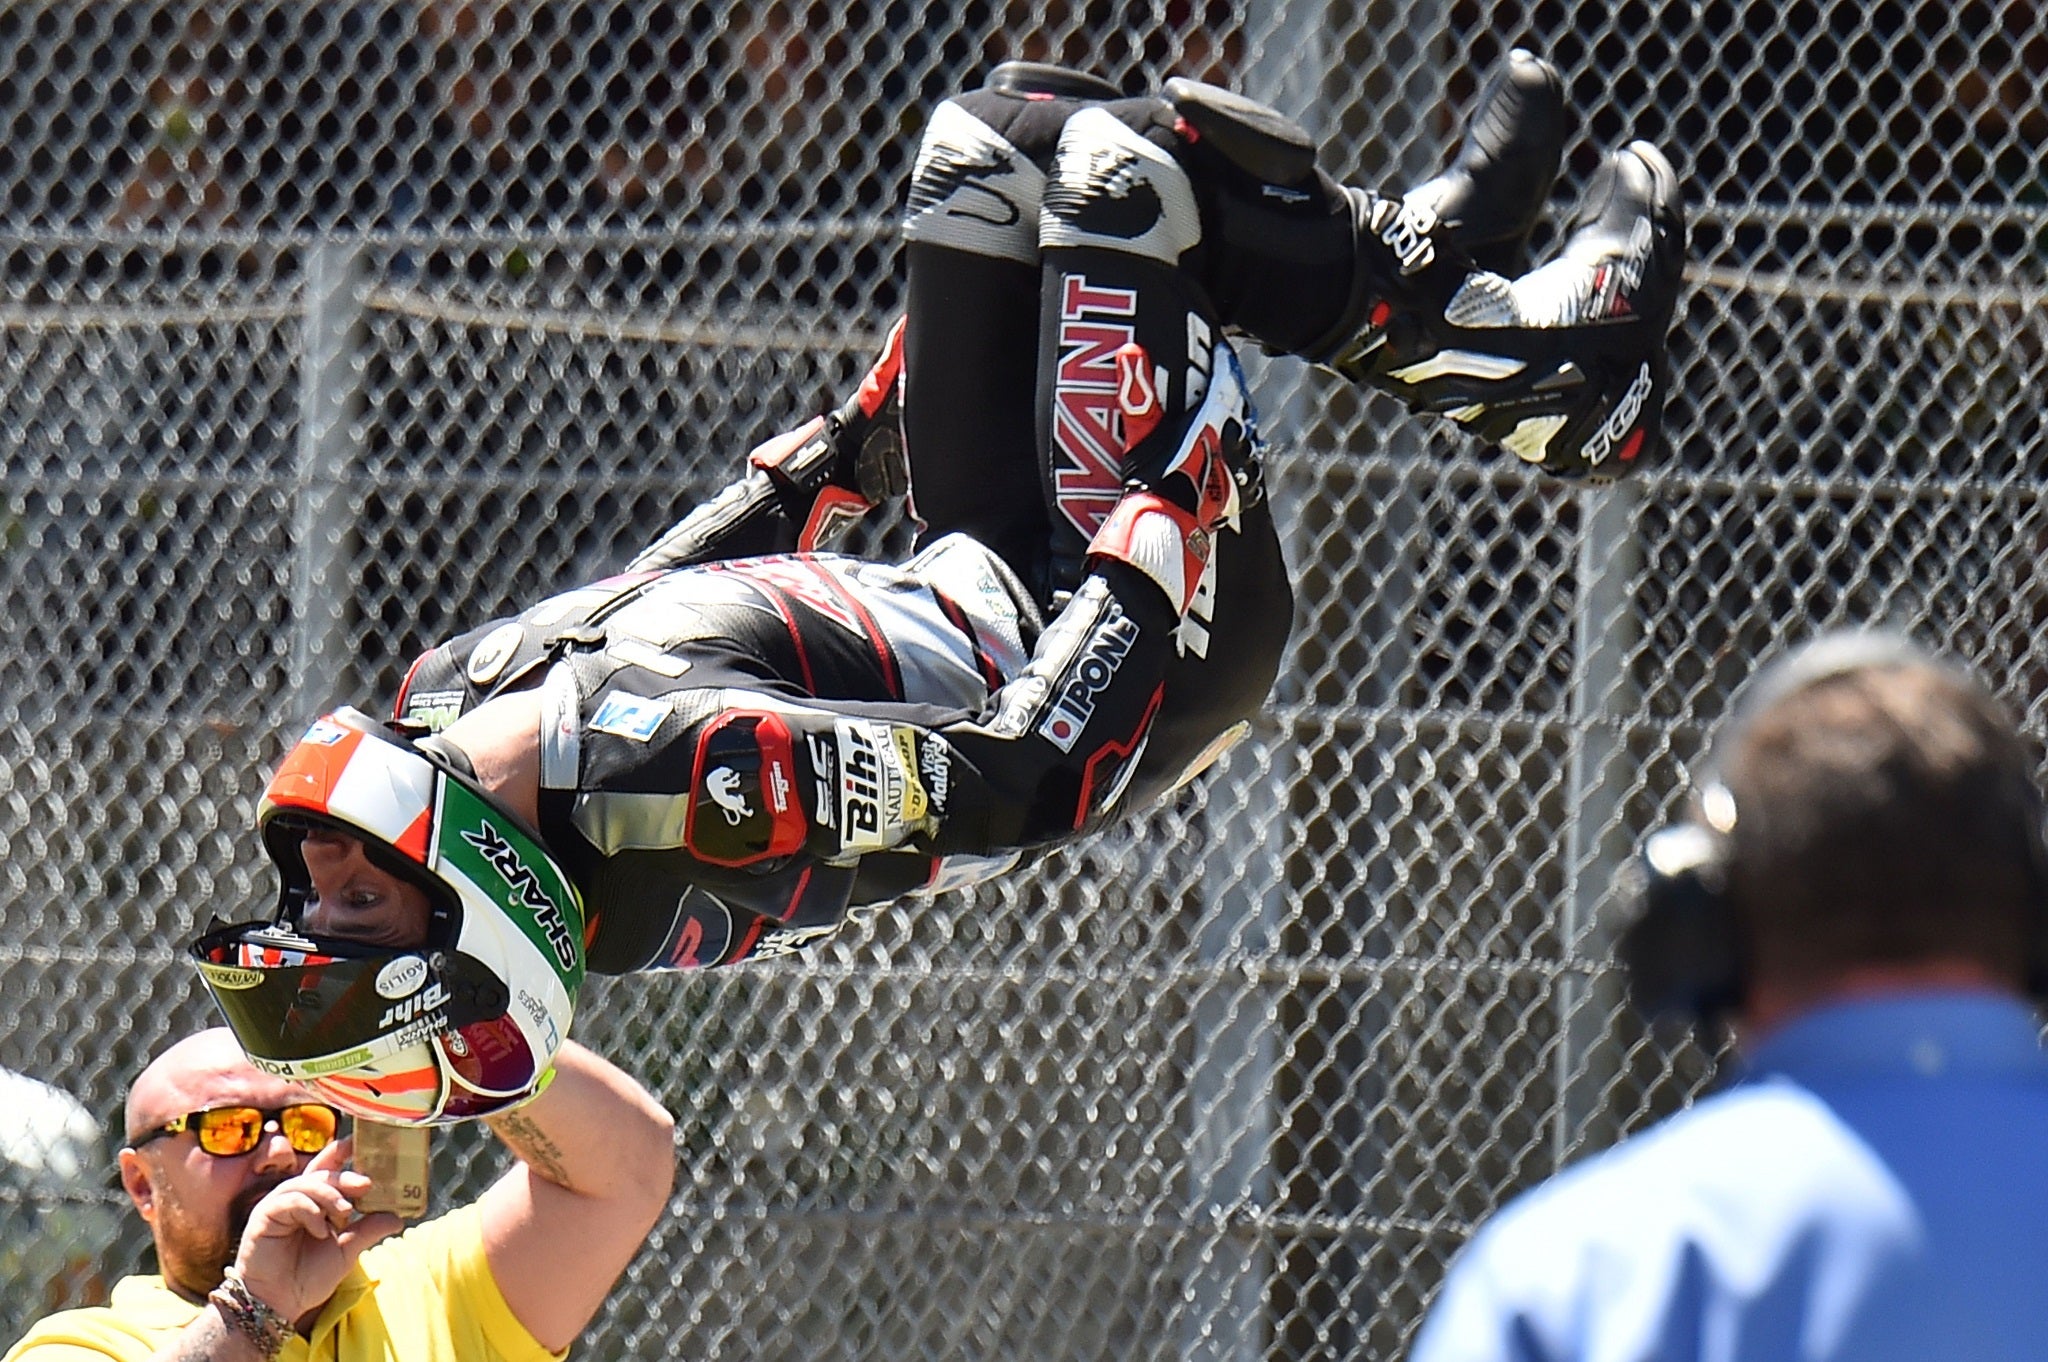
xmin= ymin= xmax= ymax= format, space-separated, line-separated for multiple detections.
xmin=290 ymin=239 xmax=366 ymax=723
xmin=1170 ymin=8 xmax=1337 ymax=1356
xmin=1555 ymin=481 xmax=1640 ymax=1166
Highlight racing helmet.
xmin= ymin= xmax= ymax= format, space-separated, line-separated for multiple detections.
xmin=191 ymin=707 xmax=585 ymax=1126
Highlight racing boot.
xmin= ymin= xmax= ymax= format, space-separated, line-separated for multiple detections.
xmin=1158 ymin=48 xmax=1567 ymax=367
xmin=1326 ymin=140 xmax=1687 ymax=481
xmin=1398 ymin=48 xmax=1569 ymax=278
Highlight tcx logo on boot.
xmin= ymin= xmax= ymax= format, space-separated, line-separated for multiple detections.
xmin=1037 ymin=601 xmax=1140 ymax=753
xmin=1581 ymin=363 xmax=1655 ymax=468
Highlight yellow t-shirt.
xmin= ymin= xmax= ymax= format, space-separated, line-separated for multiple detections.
xmin=1 ymin=1203 xmax=563 ymax=1362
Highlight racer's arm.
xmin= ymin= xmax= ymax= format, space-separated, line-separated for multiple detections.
xmin=626 ymin=319 xmax=907 ymax=571
xmin=769 ymin=358 xmax=1253 ymax=864
xmin=475 ymin=1039 xmax=674 ymax=1353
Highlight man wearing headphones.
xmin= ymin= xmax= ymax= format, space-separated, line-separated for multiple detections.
xmin=1410 ymin=629 xmax=2048 ymax=1362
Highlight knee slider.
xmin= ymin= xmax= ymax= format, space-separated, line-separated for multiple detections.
xmin=1163 ymin=78 xmax=1318 ymax=187
xmin=987 ymin=60 xmax=1123 ymax=101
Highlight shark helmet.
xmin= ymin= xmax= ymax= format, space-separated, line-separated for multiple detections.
xmin=192 ymin=707 xmax=585 ymax=1126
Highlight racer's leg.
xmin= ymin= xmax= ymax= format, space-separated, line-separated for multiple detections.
xmin=1168 ymin=51 xmax=1571 ymax=358
xmin=1034 ymin=93 xmax=1279 ymax=594
xmin=1028 ymin=103 xmax=1298 ymax=789
xmin=1159 ymin=57 xmax=1684 ymax=482
xmin=1032 ymin=53 xmax=1682 ymax=502
xmin=898 ymin=65 xmax=1119 ymax=604
xmin=1022 ymin=57 xmax=1571 ymax=788
xmin=1126 ymin=483 xmax=1292 ymax=807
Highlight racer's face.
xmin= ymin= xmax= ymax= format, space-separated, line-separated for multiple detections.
xmin=298 ymin=828 xmax=433 ymax=948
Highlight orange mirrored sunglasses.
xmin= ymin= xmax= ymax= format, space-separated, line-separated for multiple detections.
xmin=131 ymin=1103 xmax=341 ymax=1158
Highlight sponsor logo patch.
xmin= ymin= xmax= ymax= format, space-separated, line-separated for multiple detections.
xmin=589 ymin=691 xmax=671 ymax=742
xmin=375 ymin=955 xmax=429 ymax=1000
xmin=1616 ymin=216 xmax=1654 ymax=292
xmin=704 ymin=766 xmax=754 ymax=824
xmin=198 ymin=963 xmax=265 ymax=991
xmin=805 ymin=732 xmax=838 ymax=829
xmin=1037 ymin=599 xmax=1140 ymax=752
xmin=376 ymin=980 xmax=449 ymax=1029
xmin=1370 ymin=197 xmax=1439 ymax=276
xmin=466 ymin=623 xmax=526 ymax=686
xmin=303 ymin=718 xmax=349 ymax=746
xmin=1581 ymin=362 xmax=1655 ymax=468
xmin=747 ymin=922 xmax=842 ymax=961
xmin=1052 ymin=274 xmax=1139 ymax=539
xmin=299 ymin=1046 xmax=375 ymax=1076
xmin=892 ymin=728 xmax=929 ymax=823
xmin=382 ymin=1017 xmax=442 ymax=1052
xmin=836 ymin=721 xmax=889 ymax=851
xmin=400 ymin=688 xmax=465 ymax=733
xmin=832 ymin=720 xmax=928 ymax=853
xmin=685 ymin=712 xmax=808 ymax=867
xmin=918 ymin=739 xmax=952 ymax=815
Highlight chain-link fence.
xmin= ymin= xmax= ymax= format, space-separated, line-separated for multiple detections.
xmin=3 ymin=1 xmax=2046 ymax=1357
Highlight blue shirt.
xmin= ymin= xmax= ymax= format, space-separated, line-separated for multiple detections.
xmin=1408 ymin=991 xmax=2048 ymax=1362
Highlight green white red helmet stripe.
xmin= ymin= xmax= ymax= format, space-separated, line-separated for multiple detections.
xmin=433 ymin=777 xmax=585 ymax=992
xmin=263 ymin=715 xmax=436 ymax=861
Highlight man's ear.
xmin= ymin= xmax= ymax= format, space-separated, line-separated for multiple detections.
xmin=118 ymin=1148 xmax=158 ymax=1223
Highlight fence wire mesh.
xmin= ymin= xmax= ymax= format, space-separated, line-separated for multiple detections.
xmin=1 ymin=1 xmax=2043 ymax=1358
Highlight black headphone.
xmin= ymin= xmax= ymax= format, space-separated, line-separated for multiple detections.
xmin=1616 ymin=627 xmax=2048 ymax=1026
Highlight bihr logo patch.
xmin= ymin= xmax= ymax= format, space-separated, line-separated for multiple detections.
xmin=377 ymin=980 xmax=449 ymax=1030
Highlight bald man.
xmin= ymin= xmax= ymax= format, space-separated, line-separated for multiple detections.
xmin=2 ymin=1029 xmax=672 ymax=1362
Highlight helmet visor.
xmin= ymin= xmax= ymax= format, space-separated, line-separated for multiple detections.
xmin=192 ymin=923 xmax=455 ymax=1076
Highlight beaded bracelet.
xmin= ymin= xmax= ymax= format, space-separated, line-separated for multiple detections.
xmin=208 ymin=1265 xmax=291 ymax=1360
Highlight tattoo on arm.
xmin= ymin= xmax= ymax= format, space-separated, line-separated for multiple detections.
xmin=489 ymin=1111 xmax=572 ymax=1186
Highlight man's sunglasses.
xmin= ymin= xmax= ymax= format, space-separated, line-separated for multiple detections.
xmin=130 ymin=1103 xmax=342 ymax=1158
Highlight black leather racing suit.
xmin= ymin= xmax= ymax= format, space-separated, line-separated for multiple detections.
xmin=388 ymin=74 xmax=1336 ymax=974
xmin=395 ymin=488 xmax=1282 ymax=974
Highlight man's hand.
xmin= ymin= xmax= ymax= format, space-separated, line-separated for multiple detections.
xmin=232 ymin=1137 xmax=404 ymax=1325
